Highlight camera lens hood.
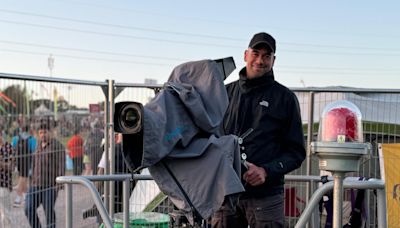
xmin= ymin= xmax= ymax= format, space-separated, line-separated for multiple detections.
xmin=114 ymin=102 xmax=143 ymax=134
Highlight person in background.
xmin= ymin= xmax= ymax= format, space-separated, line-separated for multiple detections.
xmin=12 ymin=124 xmax=37 ymax=207
xmin=85 ymin=120 xmax=104 ymax=175
xmin=82 ymin=133 xmax=136 ymax=221
xmin=212 ymin=32 xmax=306 ymax=227
xmin=66 ymin=128 xmax=84 ymax=175
xmin=24 ymin=123 xmax=65 ymax=228
xmin=82 ymin=152 xmax=92 ymax=175
xmin=97 ymin=133 xmax=135 ymax=213
xmin=0 ymin=135 xmax=16 ymax=227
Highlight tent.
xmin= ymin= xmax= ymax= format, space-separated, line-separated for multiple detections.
xmin=34 ymin=103 xmax=53 ymax=116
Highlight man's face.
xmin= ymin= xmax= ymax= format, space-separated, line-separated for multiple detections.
xmin=38 ymin=129 xmax=50 ymax=142
xmin=244 ymin=47 xmax=275 ymax=79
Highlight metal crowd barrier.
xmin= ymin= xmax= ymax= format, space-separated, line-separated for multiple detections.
xmin=294 ymin=178 xmax=386 ymax=228
xmin=56 ymin=174 xmax=153 ymax=228
xmin=56 ymin=174 xmax=387 ymax=228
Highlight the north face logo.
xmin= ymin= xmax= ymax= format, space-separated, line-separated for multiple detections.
xmin=259 ymin=100 xmax=269 ymax=107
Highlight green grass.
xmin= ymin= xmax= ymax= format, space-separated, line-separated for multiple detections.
xmin=363 ymin=121 xmax=400 ymax=136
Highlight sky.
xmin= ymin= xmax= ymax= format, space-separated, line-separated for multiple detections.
xmin=1 ymin=0 xmax=400 ymax=89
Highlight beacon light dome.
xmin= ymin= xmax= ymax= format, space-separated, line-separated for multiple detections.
xmin=318 ymin=100 xmax=363 ymax=143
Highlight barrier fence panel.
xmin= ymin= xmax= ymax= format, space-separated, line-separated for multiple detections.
xmin=0 ymin=73 xmax=107 ymax=227
xmin=291 ymin=88 xmax=400 ymax=227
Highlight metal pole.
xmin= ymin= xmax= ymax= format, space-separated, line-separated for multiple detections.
xmin=104 ymin=81 xmax=110 ymax=213
xmin=310 ymin=180 xmax=320 ymax=228
xmin=332 ymin=172 xmax=344 ymax=228
xmin=306 ymin=91 xmax=315 ymax=228
xmin=365 ymin=189 xmax=370 ymax=227
xmin=108 ymin=79 xmax=116 ymax=218
xmin=65 ymin=183 xmax=73 ymax=228
xmin=306 ymin=91 xmax=315 ymax=177
xmin=123 ymin=178 xmax=130 ymax=228
xmin=376 ymin=188 xmax=387 ymax=228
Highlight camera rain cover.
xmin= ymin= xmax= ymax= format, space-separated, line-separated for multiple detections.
xmin=126 ymin=58 xmax=244 ymax=224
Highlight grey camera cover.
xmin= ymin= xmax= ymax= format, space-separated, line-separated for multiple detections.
xmin=138 ymin=59 xmax=244 ymax=224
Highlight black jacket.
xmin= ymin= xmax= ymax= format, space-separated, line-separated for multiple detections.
xmin=223 ymin=68 xmax=306 ymax=198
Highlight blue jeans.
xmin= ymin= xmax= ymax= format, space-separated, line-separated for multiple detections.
xmin=24 ymin=186 xmax=57 ymax=228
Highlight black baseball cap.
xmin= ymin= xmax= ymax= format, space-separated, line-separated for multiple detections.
xmin=248 ymin=32 xmax=276 ymax=53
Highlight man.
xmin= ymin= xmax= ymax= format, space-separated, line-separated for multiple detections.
xmin=96 ymin=133 xmax=135 ymax=213
xmin=66 ymin=128 xmax=84 ymax=175
xmin=25 ymin=123 xmax=65 ymax=228
xmin=0 ymin=135 xmax=16 ymax=227
xmin=83 ymin=133 xmax=136 ymax=220
xmin=12 ymin=124 xmax=36 ymax=207
xmin=85 ymin=120 xmax=104 ymax=175
xmin=212 ymin=32 xmax=306 ymax=227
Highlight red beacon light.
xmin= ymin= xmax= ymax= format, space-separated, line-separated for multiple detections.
xmin=318 ymin=100 xmax=363 ymax=143
xmin=311 ymin=100 xmax=371 ymax=228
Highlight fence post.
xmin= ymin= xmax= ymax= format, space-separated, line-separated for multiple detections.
xmin=108 ymin=79 xmax=116 ymax=218
xmin=123 ymin=178 xmax=130 ymax=228
xmin=65 ymin=183 xmax=73 ymax=228
xmin=103 ymin=81 xmax=110 ymax=213
xmin=377 ymin=188 xmax=387 ymax=228
xmin=306 ymin=91 xmax=316 ymax=227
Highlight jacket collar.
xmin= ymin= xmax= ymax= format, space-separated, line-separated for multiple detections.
xmin=239 ymin=67 xmax=275 ymax=92
xmin=39 ymin=138 xmax=56 ymax=151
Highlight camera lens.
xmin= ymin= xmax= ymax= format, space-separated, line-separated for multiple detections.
xmin=124 ymin=108 xmax=139 ymax=128
xmin=114 ymin=102 xmax=143 ymax=134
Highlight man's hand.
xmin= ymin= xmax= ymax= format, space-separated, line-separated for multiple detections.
xmin=243 ymin=162 xmax=267 ymax=186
